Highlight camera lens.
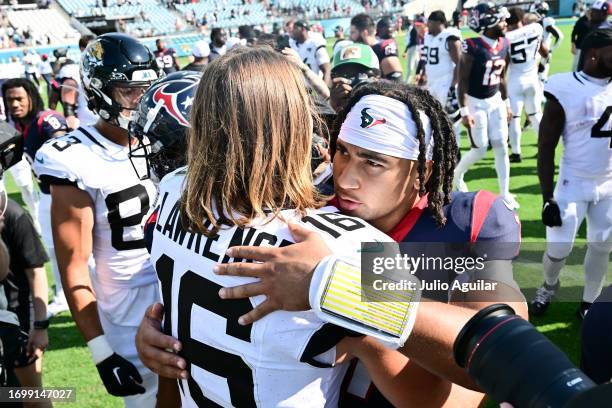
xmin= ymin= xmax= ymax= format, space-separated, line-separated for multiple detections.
xmin=454 ymin=304 xmax=611 ymax=408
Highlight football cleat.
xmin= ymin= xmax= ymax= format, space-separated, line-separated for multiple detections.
xmin=576 ymin=301 xmax=592 ymax=321
xmin=530 ymin=280 xmax=560 ymax=316
xmin=509 ymin=153 xmax=522 ymax=163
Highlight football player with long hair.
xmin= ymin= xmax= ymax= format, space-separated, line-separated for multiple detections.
xmin=140 ymin=46 xmax=453 ymax=407
xmin=135 ymin=67 xmax=526 ymax=408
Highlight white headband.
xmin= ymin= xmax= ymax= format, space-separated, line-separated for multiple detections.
xmin=338 ymin=95 xmax=433 ymax=161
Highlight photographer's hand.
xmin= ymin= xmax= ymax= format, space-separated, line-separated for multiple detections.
xmin=330 ymin=77 xmax=352 ymax=112
xmin=214 ymin=222 xmax=331 ymax=325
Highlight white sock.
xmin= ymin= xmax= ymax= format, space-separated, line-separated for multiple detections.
xmin=529 ymin=112 xmax=542 ymax=137
xmin=454 ymin=146 xmax=487 ymax=182
xmin=543 ymin=253 xmax=565 ymax=286
xmin=509 ymin=116 xmax=522 ymax=155
xmin=492 ymin=142 xmax=510 ymax=196
xmin=583 ymin=244 xmax=609 ymax=303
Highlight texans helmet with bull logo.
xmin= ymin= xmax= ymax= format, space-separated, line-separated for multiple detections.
xmin=128 ymin=70 xmax=201 ymax=180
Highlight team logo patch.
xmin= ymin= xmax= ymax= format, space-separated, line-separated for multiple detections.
xmin=152 ymin=80 xmax=196 ymax=127
xmin=360 ymin=108 xmax=386 ymax=129
xmin=341 ymin=46 xmax=362 ymax=60
xmin=90 ymin=41 xmax=104 ymax=61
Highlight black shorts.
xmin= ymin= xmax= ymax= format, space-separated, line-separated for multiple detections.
xmin=0 ymin=322 xmax=30 ymax=380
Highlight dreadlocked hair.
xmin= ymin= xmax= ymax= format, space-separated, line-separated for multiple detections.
xmin=2 ymin=78 xmax=45 ymax=123
xmin=331 ymin=80 xmax=457 ymax=226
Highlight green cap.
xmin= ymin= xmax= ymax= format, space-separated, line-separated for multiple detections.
xmin=332 ymin=43 xmax=380 ymax=71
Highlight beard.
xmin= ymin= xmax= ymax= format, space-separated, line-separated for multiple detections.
xmin=597 ymin=57 xmax=612 ymax=78
xmin=491 ymin=25 xmax=505 ymax=38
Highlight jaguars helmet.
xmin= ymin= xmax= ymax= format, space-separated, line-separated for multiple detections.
xmin=81 ymin=33 xmax=162 ymax=130
xmin=468 ymin=2 xmax=510 ymax=33
xmin=128 ymin=70 xmax=201 ymax=181
xmin=529 ymin=1 xmax=550 ymax=17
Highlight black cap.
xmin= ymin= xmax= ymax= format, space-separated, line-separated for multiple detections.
xmin=294 ymin=20 xmax=310 ymax=30
xmin=581 ymin=28 xmax=612 ymax=51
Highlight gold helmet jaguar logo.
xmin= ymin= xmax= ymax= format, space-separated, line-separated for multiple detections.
xmin=90 ymin=41 xmax=104 ymax=61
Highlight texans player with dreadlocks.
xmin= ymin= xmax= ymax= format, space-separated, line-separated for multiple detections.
xmin=136 ymin=79 xmax=526 ymax=407
xmin=135 ymin=47 xmax=458 ymax=408
xmin=453 ymin=2 xmax=520 ymax=211
xmin=34 ymin=33 xmax=161 ymax=407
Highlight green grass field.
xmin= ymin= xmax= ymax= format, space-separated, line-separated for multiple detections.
xmin=2 ymin=20 xmax=610 ymax=407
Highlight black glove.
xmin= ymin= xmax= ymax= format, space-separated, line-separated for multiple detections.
xmin=538 ymin=62 xmax=546 ymax=73
xmin=96 ymin=353 xmax=145 ymax=396
xmin=542 ymin=199 xmax=562 ymax=227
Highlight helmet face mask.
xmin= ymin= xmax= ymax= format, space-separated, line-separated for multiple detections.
xmin=128 ymin=71 xmax=201 ymax=181
xmin=111 ymin=83 xmax=150 ymax=129
xmin=529 ymin=1 xmax=550 ymax=18
xmin=468 ymin=2 xmax=510 ymax=34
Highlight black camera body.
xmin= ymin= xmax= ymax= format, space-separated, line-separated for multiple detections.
xmin=454 ymin=304 xmax=612 ymax=408
xmin=276 ymin=34 xmax=291 ymax=52
xmin=0 ymin=122 xmax=23 ymax=173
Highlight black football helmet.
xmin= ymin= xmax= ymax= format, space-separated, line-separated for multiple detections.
xmin=468 ymin=2 xmax=510 ymax=33
xmin=529 ymin=1 xmax=550 ymax=18
xmin=81 ymin=33 xmax=162 ymax=130
xmin=128 ymin=70 xmax=201 ymax=181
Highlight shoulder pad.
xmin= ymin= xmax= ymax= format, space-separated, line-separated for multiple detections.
xmin=39 ymin=110 xmax=68 ymax=135
xmin=158 ymin=166 xmax=187 ymax=192
xmin=57 ymin=63 xmax=80 ymax=81
xmin=475 ymin=196 xmax=521 ymax=243
xmin=33 ymin=131 xmax=87 ymax=189
xmin=543 ymin=17 xmax=555 ymax=28
xmin=531 ymin=22 xmax=544 ymax=36
xmin=543 ymin=72 xmax=570 ymax=99
xmin=444 ymin=27 xmax=462 ymax=40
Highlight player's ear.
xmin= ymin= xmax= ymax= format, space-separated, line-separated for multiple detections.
xmin=412 ymin=160 xmax=433 ymax=192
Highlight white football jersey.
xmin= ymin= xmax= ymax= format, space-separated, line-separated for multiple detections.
xmin=506 ymin=23 xmax=544 ymax=78
xmin=423 ymin=27 xmax=461 ymax=84
xmin=291 ymin=37 xmax=330 ymax=78
xmin=150 ymin=168 xmax=393 ymax=408
xmin=545 ymin=72 xmax=612 ymax=179
xmin=33 ymin=125 xmax=158 ymax=288
xmin=56 ymin=63 xmax=98 ymax=126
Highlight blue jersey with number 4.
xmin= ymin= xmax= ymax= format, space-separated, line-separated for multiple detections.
xmin=463 ymin=36 xmax=509 ymax=99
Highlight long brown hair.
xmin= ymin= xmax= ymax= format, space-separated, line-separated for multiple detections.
xmin=181 ymin=46 xmax=326 ymax=235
